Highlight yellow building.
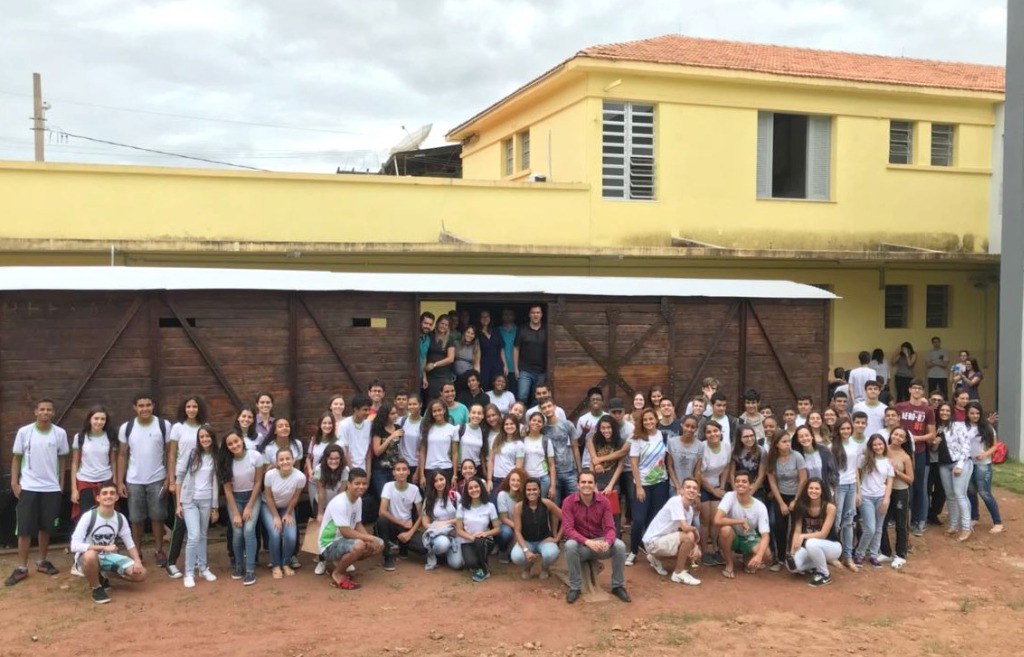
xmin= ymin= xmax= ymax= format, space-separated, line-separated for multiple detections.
xmin=0 ymin=35 xmax=1004 ymax=405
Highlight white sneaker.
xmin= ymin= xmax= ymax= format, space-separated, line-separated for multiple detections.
xmin=314 ymin=561 xmax=327 ymax=576
xmin=646 ymin=552 xmax=668 ymax=576
xmin=876 ymin=554 xmax=892 ymax=563
xmin=183 ymin=576 xmax=196 ymax=589
xmin=346 ymin=564 xmax=356 ymax=573
xmin=70 ymin=563 xmax=84 ymax=578
xmin=199 ymin=569 xmax=217 ymax=582
xmin=166 ymin=565 xmax=183 ymax=579
xmin=625 ymin=553 xmax=636 ymax=566
xmin=671 ymin=570 xmax=701 ymax=586
xmin=891 ymin=556 xmax=907 ymax=570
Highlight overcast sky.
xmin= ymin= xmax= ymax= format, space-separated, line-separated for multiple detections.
xmin=0 ymin=0 xmax=1008 ymax=173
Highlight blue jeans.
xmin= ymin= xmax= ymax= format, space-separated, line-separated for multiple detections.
xmin=554 ymin=469 xmax=578 ymax=507
xmin=516 ymin=370 xmax=545 ymax=404
xmin=938 ymin=461 xmax=973 ymax=531
xmin=855 ymin=496 xmax=885 ymax=559
xmin=969 ymin=461 xmax=1002 ymax=524
xmin=260 ymin=504 xmax=298 ymax=567
xmin=911 ymin=452 xmax=929 ymax=526
xmin=537 ymin=474 xmax=552 ymax=500
xmin=228 ymin=491 xmax=261 ymax=573
xmin=564 ymin=538 xmax=626 ymax=591
xmin=425 ymin=534 xmax=464 ymax=569
xmin=834 ymin=483 xmax=857 ymax=560
xmin=630 ymin=479 xmax=670 ymax=555
xmin=511 ymin=540 xmax=560 ymax=569
xmin=182 ymin=498 xmax=212 ymax=574
xmin=497 ymin=523 xmax=515 ymax=550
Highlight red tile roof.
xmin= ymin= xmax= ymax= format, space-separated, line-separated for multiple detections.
xmin=579 ymin=35 xmax=1004 ymax=93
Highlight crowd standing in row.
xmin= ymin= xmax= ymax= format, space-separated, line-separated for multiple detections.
xmin=6 ymin=310 xmax=1005 ymax=605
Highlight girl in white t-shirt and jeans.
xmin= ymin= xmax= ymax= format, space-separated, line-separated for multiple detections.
xmin=854 ymin=435 xmax=894 ymax=568
xmin=175 ymin=424 xmax=220 ymax=588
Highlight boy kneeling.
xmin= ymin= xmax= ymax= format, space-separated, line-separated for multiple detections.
xmin=70 ymin=481 xmax=147 ymax=604
xmin=317 ymin=468 xmax=384 ymax=590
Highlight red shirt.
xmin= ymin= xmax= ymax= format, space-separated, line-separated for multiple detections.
xmin=896 ymin=401 xmax=935 ymax=453
xmin=561 ymin=491 xmax=617 ymax=545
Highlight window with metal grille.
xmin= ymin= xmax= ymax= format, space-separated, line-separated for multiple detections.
xmin=931 ymin=124 xmax=954 ymax=166
xmin=519 ymin=131 xmax=530 ymax=170
xmin=757 ymin=112 xmax=831 ymax=200
xmin=889 ymin=120 xmax=913 ymax=164
xmin=884 ymin=285 xmax=910 ymax=329
xmin=926 ymin=285 xmax=950 ymax=329
xmin=602 ymin=102 xmax=655 ymax=200
xmin=502 ymin=138 xmax=514 ymax=176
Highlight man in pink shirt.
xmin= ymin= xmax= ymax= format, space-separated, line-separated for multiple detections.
xmin=561 ymin=470 xmax=630 ymax=604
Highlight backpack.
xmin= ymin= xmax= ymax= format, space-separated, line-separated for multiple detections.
xmin=74 ymin=431 xmax=116 ymax=459
xmin=83 ymin=508 xmax=124 ymax=542
xmin=993 ymin=441 xmax=1008 ymax=465
xmin=124 ymin=416 xmax=170 ymax=443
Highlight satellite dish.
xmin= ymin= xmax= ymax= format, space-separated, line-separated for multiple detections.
xmin=389 ymin=123 xmax=432 ymax=154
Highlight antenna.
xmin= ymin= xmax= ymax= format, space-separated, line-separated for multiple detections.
xmin=388 ymin=124 xmax=432 ymax=155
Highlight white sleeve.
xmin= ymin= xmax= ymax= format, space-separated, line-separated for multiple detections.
xmin=12 ymin=427 xmax=26 ymax=455
xmin=69 ymin=512 xmax=92 ymax=554
xmin=757 ymin=504 xmax=770 ymax=534
xmin=118 ymin=513 xmax=136 ymax=551
xmin=118 ymin=422 xmax=129 ymax=445
xmin=57 ymin=428 xmax=70 ymax=455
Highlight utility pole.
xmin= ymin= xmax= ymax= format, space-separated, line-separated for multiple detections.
xmin=32 ymin=72 xmax=44 ymax=162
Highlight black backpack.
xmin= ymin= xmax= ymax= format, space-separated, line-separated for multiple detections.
xmin=124 ymin=416 xmax=170 ymax=443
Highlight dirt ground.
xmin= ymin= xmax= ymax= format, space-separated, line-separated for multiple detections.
xmin=2 ymin=490 xmax=1023 ymax=657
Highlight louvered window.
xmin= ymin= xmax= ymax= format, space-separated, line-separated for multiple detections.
xmin=931 ymin=124 xmax=954 ymax=166
xmin=889 ymin=121 xmax=913 ymax=164
xmin=602 ymin=102 xmax=655 ymax=200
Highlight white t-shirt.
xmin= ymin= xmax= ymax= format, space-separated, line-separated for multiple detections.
xmin=576 ymin=412 xmax=607 ymax=468
xmin=848 ymin=365 xmax=877 ymax=404
xmin=491 ymin=439 xmax=526 ymax=479
xmin=642 ymin=495 xmax=697 ymax=544
xmin=717 ymin=491 xmax=770 ymax=541
xmin=399 ymin=417 xmax=423 ymax=466
xmin=457 ymin=424 xmax=486 ymax=466
xmin=526 ymin=404 xmax=568 ymax=423
xmin=522 ymin=436 xmax=553 ymax=477
xmin=307 ymin=439 xmax=338 ymax=472
xmin=14 ymin=423 xmax=70 ymax=493
xmin=381 ymin=481 xmax=423 ymax=523
xmin=852 ymin=401 xmax=887 ymax=438
xmin=428 ymin=492 xmax=461 ymax=523
xmin=318 ymin=493 xmax=361 ymax=554
xmin=338 ymin=417 xmax=372 ymax=470
xmin=118 ymin=417 xmax=169 ymax=486
xmin=496 ymin=490 xmax=518 ymax=517
xmin=262 ymin=441 xmax=303 ymax=468
xmin=859 ymin=455 xmax=895 ymax=498
xmin=190 ymin=454 xmax=216 ymax=500
xmin=487 ymin=390 xmax=516 ymax=415
xmin=629 ymin=435 xmax=668 ymax=486
xmin=169 ymin=422 xmax=200 ymax=462
xmin=263 ymin=468 xmax=307 ymax=508
xmin=839 ymin=438 xmax=867 ymax=485
xmin=456 ymin=502 xmax=498 ymax=544
xmin=73 ymin=432 xmax=114 ymax=483
xmin=707 ymin=415 xmax=733 ymax=446
xmin=424 ymin=423 xmax=458 ymax=470
xmin=230 ymin=449 xmax=264 ymax=493
xmin=70 ymin=508 xmax=135 ymax=555
xmin=699 ymin=442 xmax=731 ymax=489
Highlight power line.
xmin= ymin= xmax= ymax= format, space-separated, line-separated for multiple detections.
xmin=43 ymin=128 xmax=266 ymax=171
xmin=0 ymin=89 xmax=360 ymax=135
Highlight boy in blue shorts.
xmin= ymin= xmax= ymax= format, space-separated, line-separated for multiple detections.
xmin=70 ymin=481 xmax=147 ymax=603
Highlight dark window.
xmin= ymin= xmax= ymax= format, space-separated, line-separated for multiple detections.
xmin=884 ymin=285 xmax=909 ymax=329
xmin=159 ymin=317 xmax=196 ymax=328
xmin=926 ymin=285 xmax=950 ymax=328
xmin=352 ymin=317 xmax=387 ymax=328
xmin=757 ymin=112 xmax=831 ymax=200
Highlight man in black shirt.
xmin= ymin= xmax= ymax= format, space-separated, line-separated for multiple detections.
xmin=457 ymin=370 xmax=490 ymax=409
xmin=513 ymin=304 xmax=547 ymax=405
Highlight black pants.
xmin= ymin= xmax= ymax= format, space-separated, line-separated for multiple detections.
xmin=881 ymin=488 xmax=909 ymax=558
xmin=461 ymin=537 xmax=493 ymax=572
xmin=375 ymin=518 xmax=424 ymax=554
xmin=895 ymin=376 xmax=913 ymax=403
xmin=770 ymin=494 xmax=795 ymax=560
xmin=927 ymin=463 xmax=946 ymax=522
xmin=167 ymin=513 xmax=187 ymax=565
xmin=927 ymin=378 xmax=948 ymax=400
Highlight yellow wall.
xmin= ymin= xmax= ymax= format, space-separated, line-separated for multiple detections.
xmin=458 ymin=63 xmax=998 ymax=250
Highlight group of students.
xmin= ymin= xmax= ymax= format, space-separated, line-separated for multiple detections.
xmin=4 ymin=367 xmax=1005 ymax=605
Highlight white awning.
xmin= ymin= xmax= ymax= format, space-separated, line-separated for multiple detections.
xmin=0 ymin=266 xmax=837 ymax=300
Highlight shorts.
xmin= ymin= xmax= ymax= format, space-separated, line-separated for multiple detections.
xmin=321 ymin=535 xmax=383 ymax=562
xmin=644 ymin=532 xmax=682 ymax=558
xmin=16 ymin=490 xmax=61 ymax=537
xmin=76 ymin=552 xmax=136 ymax=577
xmin=127 ymin=482 xmax=167 ymax=523
xmin=700 ymin=489 xmax=722 ymax=503
xmin=731 ymin=534 xmax=761 ymax=556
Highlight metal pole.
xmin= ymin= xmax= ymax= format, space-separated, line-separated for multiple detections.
xmin=32 ymin=73 xmax=44 ymax=162
xmin=999 ymin=0 xmax=1024 ymax=458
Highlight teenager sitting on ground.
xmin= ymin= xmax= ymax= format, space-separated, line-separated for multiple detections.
xmin=641 ymin=477 xmax=702 ymax=586
xmin=70 ymin=481 xmax=147 ymax=604
xmin=714 ymin=471 xmax=770 ymax=579
xmin=375 ymin=459 xmax=424 ymax=572
xmin=317 ymin=468 xmax=384 ymax=590
xmin=511 ymin=477 xmax=562 ymax=579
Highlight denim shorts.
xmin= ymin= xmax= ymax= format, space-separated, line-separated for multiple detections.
xmin=322 ymin=535 xmax=383 ymax=562
xmin=127 ymin=482 xmax=167 ymax=523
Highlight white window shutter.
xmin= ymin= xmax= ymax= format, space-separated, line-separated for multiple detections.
xmin=756 ymin=112 xmax=773 ymax=198
xmin=806 ymin=115 xmax=832 ymax=200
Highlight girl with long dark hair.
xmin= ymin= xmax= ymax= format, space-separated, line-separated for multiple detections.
xmin=880 ymin=427 xmax=913 ymax=569
xmin=788 ymin=478 xmax=839 ymax=587
xmin=218 ymin=431 xmax=264 ymax=585
xmin=853 ymin=435 xmax=894 ymax=567
xmin=766 ymin=429 xmax=807 ymax=571
xmin=421 ymin=470 xmax=464 ymax=571
xmin=70 ymin=406 xmax=117 ymax=520
xmin=964 ymin=401 xmax=1003 ymax=534
xmin=175 ymin=424 xmax=220 ymax=588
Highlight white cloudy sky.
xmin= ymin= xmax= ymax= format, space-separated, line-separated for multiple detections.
xmin=0 ymin=0 xmax=1008 ymax=174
